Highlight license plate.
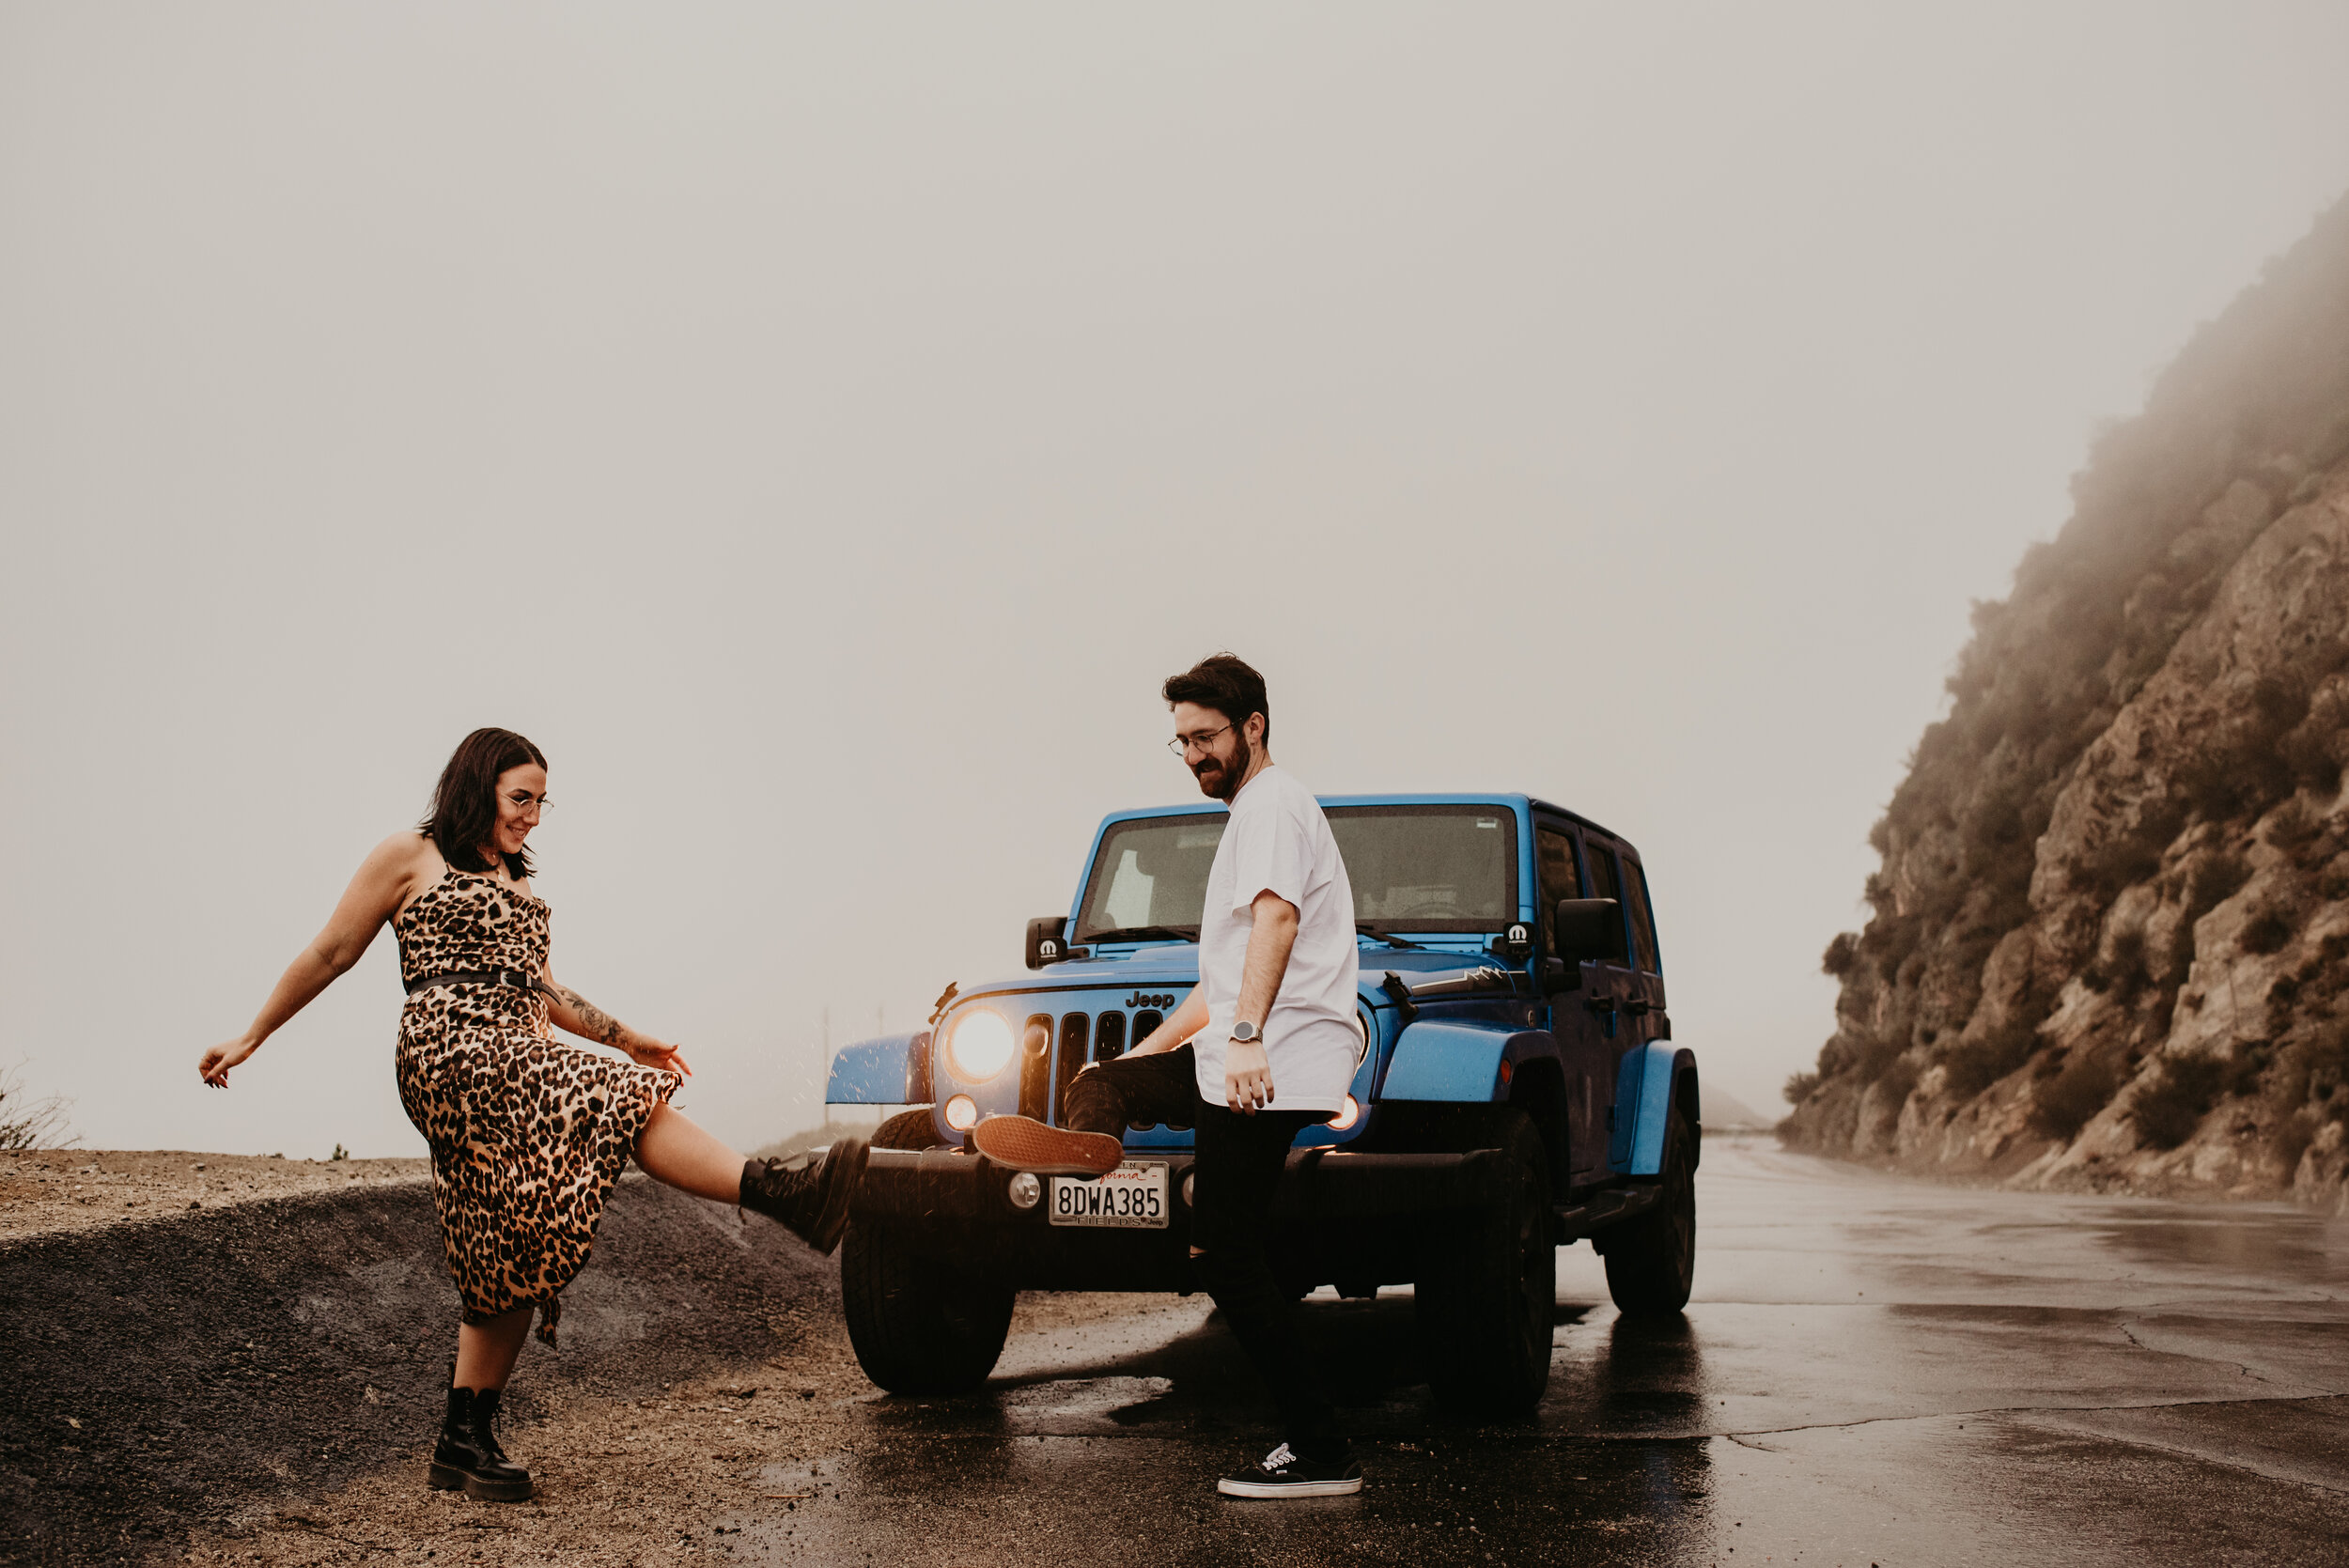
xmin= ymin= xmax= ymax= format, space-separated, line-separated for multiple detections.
xmin=1047 ymin=1161 xmax=1170 ymax=1228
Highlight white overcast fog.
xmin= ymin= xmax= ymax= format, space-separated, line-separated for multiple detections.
xmin=7 ymin=4 xmax=2349 ymax=1158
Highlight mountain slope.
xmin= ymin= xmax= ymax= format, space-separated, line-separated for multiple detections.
xmin=1783 ymin=194 xmax=2349 ymax=1212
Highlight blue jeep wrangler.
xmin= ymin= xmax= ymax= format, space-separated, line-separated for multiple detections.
xmin=826 ymin=793 xmax=1696 ymax=1414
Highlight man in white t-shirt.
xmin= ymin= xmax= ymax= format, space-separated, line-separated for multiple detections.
xmin=974 ymin=653 xmax=1363 ymax=1499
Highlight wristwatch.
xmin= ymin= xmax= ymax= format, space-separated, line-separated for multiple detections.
xmin=1229 ymin=1020 xmax=1262 ymax=1045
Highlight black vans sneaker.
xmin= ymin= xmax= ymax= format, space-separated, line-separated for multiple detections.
xmin=1216 ymin=1442 xmax=1362 ymax=1498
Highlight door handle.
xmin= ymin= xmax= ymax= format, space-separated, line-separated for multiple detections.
xmin=1624 ymin=998 xmax=1653 ymax=1017
xmin=1585 ymin=994 xmax=1616 ymax=1014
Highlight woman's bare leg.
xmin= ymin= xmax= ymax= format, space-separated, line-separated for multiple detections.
xmin=633 ymin=1099 xmax=747 ymax=1203
xmin=454 ymin=1305 xmax=535 ymax=1390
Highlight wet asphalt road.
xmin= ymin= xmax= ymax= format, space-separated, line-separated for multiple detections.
xmin=731 ymin=1135 xmax=2349 ymax=1567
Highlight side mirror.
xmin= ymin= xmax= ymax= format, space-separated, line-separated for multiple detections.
xmin=1554 ymin=898 xmax=1626 ymax=967
xmin=1026 ymin=916 xmax=1071 ymax=970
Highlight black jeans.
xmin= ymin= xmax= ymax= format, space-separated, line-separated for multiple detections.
xmin=1063 ymin=1045 xmax=1341 ymax=1456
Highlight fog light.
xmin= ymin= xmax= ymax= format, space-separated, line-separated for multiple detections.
xmin=944 ymin=1094 xmax=979 ymax=1131
xmin=1181 ymin=1172 xmax=1195 ymax=1208
xmin=1007 ymin=1172 xmax=1041 ymax=1209
xmin=1329 ymin=1094 xmax=1361 ymax=1132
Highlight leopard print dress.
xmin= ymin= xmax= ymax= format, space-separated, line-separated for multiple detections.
xmin=394 ymin=866 xmax=680 ymax=1344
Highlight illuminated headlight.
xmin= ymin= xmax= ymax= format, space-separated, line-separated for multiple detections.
xmin=944 ymin=1094 xmax=979 ymax=1131
xmin=1330 ymin=1094 xmax=1361 ymax=1132
xmin=1007 ymin=1172 xmax=1041 ymax=1209
xmin=944 ymin=1008 xmax=1015 ymax=1081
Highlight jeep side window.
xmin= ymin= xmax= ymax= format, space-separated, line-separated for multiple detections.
xmin=1535 ymin=827 xmax=1581 ymax=953
xmin=1623 ymin=856 xmax=1662 ymax=974
xmin=1584 ymin=842 xmax=1634 ymax=964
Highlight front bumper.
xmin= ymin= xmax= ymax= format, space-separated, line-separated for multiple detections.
xmin=848 ymin=1145 xmax=1508 ymax=1291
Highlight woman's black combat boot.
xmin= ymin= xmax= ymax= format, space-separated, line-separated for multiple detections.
xmin=739 ymin=1136 xmax=870 ymax=1254
xmin=427 ymin=1386 xmax=534 ymax=1502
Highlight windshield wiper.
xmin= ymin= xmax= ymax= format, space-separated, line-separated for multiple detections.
xmin=1089 ymin=925 xmax=1197 ymax=944
xmin=1357 ymin=924 xmax=1425 ymax=950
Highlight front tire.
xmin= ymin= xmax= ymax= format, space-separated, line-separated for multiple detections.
xmin=1416 ymin=1108 xmax=1555 ymax=1416
xmin=840 ymin=1219 xmax=1015 ymax=1395
xmin=839 ymin=1105 xmax=1014 ymax=1393
xmin=871 ymin=1107 xmax=948 ymax=1151
xmin=1598 ymin=1105 xmax=1697 ymax=1317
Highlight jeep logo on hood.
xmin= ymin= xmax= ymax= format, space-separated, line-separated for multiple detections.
xmin=1126 ymin=991 xmax=1176 ymax=1009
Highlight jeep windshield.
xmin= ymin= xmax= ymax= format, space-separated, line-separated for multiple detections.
xmin=1074 ymin=803 xmax=1518 ymax=942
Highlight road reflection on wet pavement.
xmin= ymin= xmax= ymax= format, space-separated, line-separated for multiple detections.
xmin=723 ymin=1137 xmax=2349 ymax=1566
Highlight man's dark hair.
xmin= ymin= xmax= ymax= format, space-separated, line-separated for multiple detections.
xmin=1162 ymin=653 xmax=1269 ymax=744
xmin=419 ymin=727 xmax=548 ymax=878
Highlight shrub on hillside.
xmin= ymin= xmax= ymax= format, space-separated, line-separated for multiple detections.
xmin=2185 ymin=847 xmax=2253 ymax=914
xmin=1941 ymin=1017 xmax=2041 ymax=1100
xmin=2030 ymin=1049 xmax=2123 ymax=1142
xmin=2130 ymin=1052 xmax=2229 ymax=1150
xmin=2242 ymin=906 xmax=2297 ymax=955
xmin=2172 ymin=675 xmax=2316 ymax=826
xmin=0 ymin=1062 xmax=72 ymax=1152
xmin=2275 ymin=1109 xmax=2320 ymax=1179
xmin=1783 ymin=1071 xmax=1821 ymax=1107
xmin=2078 ymin=802 xmax=2186 ymax=901
xmin=2279 ymin=676 xmax=2349 ymax=792
xmin=2263 ymin=796 xmax=2326 ymax=860
xmin=2158 ymin=847 xmax=2254 ymax=988
xmin=1853 ymin=1031 xmax=1909 ymax=1084
xmin=1876 ymin=1054 xmax=1921 ymax=1110
xmin=2084 ymin=924 xmax=2151 ymax=1001
xmin=2278 ymin=1013 xmax=2349 ymax=1113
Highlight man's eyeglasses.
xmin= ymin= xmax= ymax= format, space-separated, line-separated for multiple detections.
xmin=1166 ymin=723 xmax=1233 ymax=758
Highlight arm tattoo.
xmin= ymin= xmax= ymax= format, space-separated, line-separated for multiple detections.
xmin=553 ymin=984 xmax=628 ymax=1048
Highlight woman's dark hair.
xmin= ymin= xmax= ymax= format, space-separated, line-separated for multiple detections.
xmin=1162 ymin=652 xmax=1269 ymax=744
xmin=420 ymin=728 xmax=548 ymax=878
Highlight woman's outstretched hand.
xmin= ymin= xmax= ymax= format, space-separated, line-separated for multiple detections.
xmin=198 ymin=1038 xmax=259 ymax=1087
xmin=626 ymin=1037 xmax=693 ymax=1078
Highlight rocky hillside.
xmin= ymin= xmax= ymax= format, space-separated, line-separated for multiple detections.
xmin=1782 ymin=194 xmax=2349 ymax=1213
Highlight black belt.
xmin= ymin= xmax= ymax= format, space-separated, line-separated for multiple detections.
xmin=404 ymin=968 xmax=549 ymax=997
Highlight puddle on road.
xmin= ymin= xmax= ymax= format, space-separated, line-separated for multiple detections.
xmin=2091 ymin=1209 xmax=2349 ymax=1284
xmin=996 ymin=1374 xmax=1175 ymax=1423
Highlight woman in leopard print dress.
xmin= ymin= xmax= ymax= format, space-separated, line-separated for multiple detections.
xmin=198 ymin=728 xmax=866 ymax=1501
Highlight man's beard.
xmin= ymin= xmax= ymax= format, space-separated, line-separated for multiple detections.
xmin=1193 ymin=732 xmax=1253 ymax=802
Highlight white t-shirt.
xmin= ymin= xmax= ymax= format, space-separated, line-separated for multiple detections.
xmin=1193 ymin=765 xmax=1361 ymax=1114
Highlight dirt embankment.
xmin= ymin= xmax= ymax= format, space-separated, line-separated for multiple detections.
xmin=1 ymin=1156 xmax=851 ymax=1567
xmin=0 ymin=1150 xmax=428 ymax=1242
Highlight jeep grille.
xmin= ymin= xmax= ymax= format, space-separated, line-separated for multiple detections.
xmin=1001 ymin=1005 xmax=1162 ymax=1126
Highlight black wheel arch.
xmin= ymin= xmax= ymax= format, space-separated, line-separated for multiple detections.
xmin=1507 ymin=1057 xmax=1570 ymax=1183
xmin=1672 ymin=1062 xmax=1702 ymax=1172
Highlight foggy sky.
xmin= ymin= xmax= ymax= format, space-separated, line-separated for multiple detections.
xmin=8 ymin=3 xmax=2349 ymax=1158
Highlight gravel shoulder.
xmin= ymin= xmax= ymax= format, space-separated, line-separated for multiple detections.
xmin=3 ymin=1152 xmax=874 ymax=1566
xmin=159 ymin=1288 xmax=1190 ymax=1568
